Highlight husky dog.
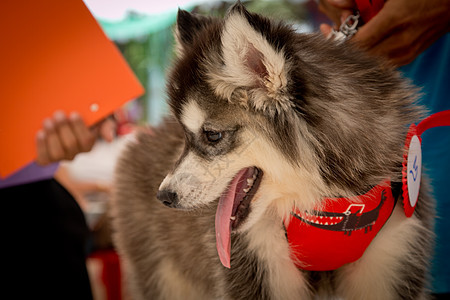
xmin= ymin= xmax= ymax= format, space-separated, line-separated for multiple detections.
xmin=112 ymin=2 xmax=434 ymax=299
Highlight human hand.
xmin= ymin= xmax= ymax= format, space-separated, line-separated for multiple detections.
xmin=319 ymin=0 xmax=450 ymax=66
xmin=318 ymin=0 xmax=356 ymax=36
xmin=352 ymin=0 xmax=450 ymax=66
xmin=35 ymin=111 xmax=116 ymax=166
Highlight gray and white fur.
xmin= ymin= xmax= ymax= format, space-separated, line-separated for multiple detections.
xmin=112 ymin=3 xmax=435 ymax=299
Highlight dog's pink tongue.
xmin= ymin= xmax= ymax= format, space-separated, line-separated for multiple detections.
xmin=215 ymin=169 xmax=247 ymax=268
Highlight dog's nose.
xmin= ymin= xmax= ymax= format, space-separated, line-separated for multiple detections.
xmin=156 ymin=190 xmax=178 ymax=208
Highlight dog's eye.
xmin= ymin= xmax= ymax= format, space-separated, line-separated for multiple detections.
xmin=205 ymin=131 xmax=223 ymax=143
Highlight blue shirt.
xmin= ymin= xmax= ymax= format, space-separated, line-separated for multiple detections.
xmin=400 ymin=33 xmax=450 ymax=294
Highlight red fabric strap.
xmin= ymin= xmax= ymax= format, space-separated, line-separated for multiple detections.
xmin=416 ymin=110 xmax=450 ymax=136
xmin=355 ymin=0 xmax=385 ymax=23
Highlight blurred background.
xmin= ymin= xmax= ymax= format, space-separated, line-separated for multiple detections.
xmin=54 ymin=1 xmax=329 ymax=299
xmin=84 ymin=0 xmax=326 ymax=127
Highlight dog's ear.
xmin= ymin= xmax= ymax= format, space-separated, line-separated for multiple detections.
xmin=175 ymin=9 xmax=214 ymax=55
xmin=211 ymin=2 xmax=291 ymax=113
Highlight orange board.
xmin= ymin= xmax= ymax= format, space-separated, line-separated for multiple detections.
xmin=0 ymin=0 xmax=145 ymax=177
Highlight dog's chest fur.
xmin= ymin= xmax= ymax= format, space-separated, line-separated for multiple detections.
xmin=227 ymin=215 xmax=309 ymax=299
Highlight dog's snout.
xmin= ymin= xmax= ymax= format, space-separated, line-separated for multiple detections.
xmin=157 ymin=190 xmax=178 ymax=208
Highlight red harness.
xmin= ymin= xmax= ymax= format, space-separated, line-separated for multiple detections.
xmin=285 ymin=111 xmax=450 ymax=271
xmin=285 ymin=181 xmax=395 ymax=271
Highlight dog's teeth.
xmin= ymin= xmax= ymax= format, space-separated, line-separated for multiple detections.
xmin=243 ymin=188 xmax=250 ymax=193
xmin=247 ymin=178 xmax=254 ymax=186
xmin=230 ymin=216 xmax=236 ymax=221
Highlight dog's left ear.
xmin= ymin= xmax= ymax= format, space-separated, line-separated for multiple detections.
xmin=210 ymin=2 xmax=291 ymax=113
xmin=175 ymin=9 xmax=214 ymax=56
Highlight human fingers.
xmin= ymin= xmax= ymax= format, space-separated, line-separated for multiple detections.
xmin=368 ymin=22 xmax=444 ymax=67
xmin=319 ymin=0 xmax=356 ymax=27
xmin=351 ymin=2 xmax=398 ymax=50
xmin=318 ymin=0 xmax=344 ymax=27
xmin=68 ymin=112 xmax=96 ymax=152
xmin=353 ymin=0 xmax=450 ymax=66
xmin=98 ymin=117 xmax=117 ymax=143
xmin=53 ymin=111 xmax=80 ymax=160
xmin=319 ymin=9 xmax=354 ymax=38
xmin=320 ymin=23 xmax=333 ymax=37
xmin=42 ymin=118 xmax=67 ymax=162
xmin=35 ymin=130 xmax=51 ymax=166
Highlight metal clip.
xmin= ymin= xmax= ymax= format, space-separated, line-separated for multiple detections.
xmin=329 ymin=12 xmax=360 ymax=43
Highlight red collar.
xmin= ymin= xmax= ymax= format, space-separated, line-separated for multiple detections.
xmin=285 ymin=181 xmax=396 ymax=271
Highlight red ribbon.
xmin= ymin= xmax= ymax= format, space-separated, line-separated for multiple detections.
xmin=402 ymin=110 xmax=450 ymax=217
xmin=417 ymin=110 xmax=450 ymax=136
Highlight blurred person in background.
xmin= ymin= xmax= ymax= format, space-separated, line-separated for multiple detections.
xmin=0 ymin=112 xmax=115 ymax=300
xmin=318 ymin=0 xmax=450 ymax=298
